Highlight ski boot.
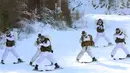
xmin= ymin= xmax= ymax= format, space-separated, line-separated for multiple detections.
xmin=18 ymin=58 xmax=23 ymax=63
xmin=54 ymin=63 xmax=60 ymax=69
xmin=1 ymin=60 xmax=5 ymax=64
xmin=76 ymin=59 xmax=79 ymax=62
xmin=29 ymin=61 xmax=33 ymax=66
xmin=126 ymin=54 xmax=130 ymax=58
xmin=92 ymin=57 xmax=97 ymax=62
xmin=111 ymin=55 xmax=114 ymax=58
xmin=34 ymin=65 xmax=38 ymax=70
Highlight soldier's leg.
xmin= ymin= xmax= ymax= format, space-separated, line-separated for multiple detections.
xmin=11 ymin=47 xmax=20 ymax=59
xmin=30 ymin=49 xmax=41 ymax=64
xmin=120 ymin=43 xmax=130 ymax=57
xmin=34 ymin=53 xmax=46 ymax=70
xmin=94 ymin=33 xmax=101 ymax=44
xmin=36 ymin=53 xmax=46 ymax=65
xmin=46 ymin=52 xmax=56 ymax=64
xmin=86 ymin=47 xmax=97 ymax=61
xmin=46 ymin=52 xmax=60 ymax=69
xmin=111 ymin=44 xmax=120 ymax=57
xmin=76 ymin=47 xmax=87 ymax=61
xmin=86 ymin=47 xmax=94 ymax=58
xmin=1 ymin=47 xmax=10 ymax=64
xmin=11 ymin=47 xmax=23 ymax=62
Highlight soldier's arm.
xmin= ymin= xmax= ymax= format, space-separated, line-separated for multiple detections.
xmin=43 ymin=40 xmax=51 ymax=47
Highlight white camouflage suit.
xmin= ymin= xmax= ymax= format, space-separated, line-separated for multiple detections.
xmin=30 ymin=36 xmax=53 ymax=65
xmin=94 ymin=24 xmax=111 ymax=44
xmin=30 ymin=47 xmax=41 ymax=63
xmin=1 ymin=32 xmax=20 ymax=61
xmin=111 ymin=32 xmax=130 ymax=57
xmin=76 ymin=33 xmax=94 ymax=60
xmin=36 ymin=39 xmax=56 ymax=65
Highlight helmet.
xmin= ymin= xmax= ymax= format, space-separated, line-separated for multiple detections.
xmin=98 ymin=18 xmax=102 ymax=21
xmin=97 ymin=18 xmax=103 ymax=25
xmin=116 ymin=28 xmax=120 ymax=31
xmin=38 ymin=33 xmax=42 ymax=37
xmin=82 ymin=31 xmax=86 ymax=35
xmin=116 ymin=28 xmax=121 ymax=34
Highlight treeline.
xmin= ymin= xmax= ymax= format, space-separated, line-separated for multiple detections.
xmin=92 ymin=0 xmax=130 ymax=11
xmin=0 ymin=0 xmax=72 ymax=33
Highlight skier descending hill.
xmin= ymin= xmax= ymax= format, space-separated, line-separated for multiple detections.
xmin=1 ymin=30 xmax=23 ymax=64
xmin=94 ymin=19 xmax=112 ymax=46
xmin=111 ymin=28 xmax=130 ymax=59
xmin=76 ymin=31 xmax=97 ymax=63
xmin=33 ymin=36 xmax=61 ymax=71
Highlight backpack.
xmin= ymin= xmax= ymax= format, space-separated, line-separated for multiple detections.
xmin=81 ymin=34 xmax=94 ymax=47
xmin=6 ymin=40 xmax=15 ymax=47
xmin=97 ymin=27 xmax=104 ymax=33
xmin=40 ymin=38 xmax=53 ymax=52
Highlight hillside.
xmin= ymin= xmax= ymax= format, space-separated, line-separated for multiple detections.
xmin=69 ymin=0 xmax=130 ymax=15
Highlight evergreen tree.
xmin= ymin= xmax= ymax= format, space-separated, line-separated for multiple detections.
xmin=99 ymin=0 xmax=106 ymax=8
xmin=127 ymin=0 xmax=130 ymax=8
xmin=121 ymin=0 xmax=125 ymax=8
xmin=107 ymin=0 xmax=116 ymax=10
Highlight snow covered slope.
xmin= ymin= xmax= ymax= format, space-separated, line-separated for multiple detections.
xmin=0 ymin=15 xmax=130 ymax=73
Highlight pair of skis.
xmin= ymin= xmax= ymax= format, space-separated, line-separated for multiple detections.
xmin=14 ymin=62 xmax=63 ymax=72
xmin=78 ymin=57 xmax=129 ymax=64
xmin=13 ymin=61 xmax=25 ymax=64
xmin=77 ymin=60 xmax=97 ymax=64
xmin=113 ymin=57 xmax=129 ymax=60
xmin=80 ymin=61 xmax=95 ymax=63
xmin=1 ymin=61 xmax=24 ymax=64
xmin=31 ymin=63 xmax=53 ymax=67
xmin=94 ymin=44 xmax=114 ymax=48
xmin=33 ymin=67 xmax=63 ymax=72
xmin=32 ymin=63 xmax=63 ymax=72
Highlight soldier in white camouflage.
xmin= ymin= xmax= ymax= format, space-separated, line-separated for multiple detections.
xmin=76 ymin=31 xmax=97 ymax=62
xmin=1 ymin=31 xmax=23 ymax=64
xmin=111 ymin=28 xmax=130 ymax=58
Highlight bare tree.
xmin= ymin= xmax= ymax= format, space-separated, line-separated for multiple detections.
xmin=0 ymin=0 xmax=27 ymax=32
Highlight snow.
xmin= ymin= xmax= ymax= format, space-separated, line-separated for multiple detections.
xmin=0 ymin=14 xmax=130 ymax=73
xmin=69 ymin=0 xmax=130 ymax=15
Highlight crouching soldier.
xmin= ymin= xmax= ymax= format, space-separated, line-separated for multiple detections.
xmin=76 ymin=31 xmax=97 ymax=62
xmin=1 ymin=31 xmax=23 ymax=64
xmin=33 ymin=36 xmax=60 ymax=70
xmin=29 ymin=34 xmax=53 ymax=66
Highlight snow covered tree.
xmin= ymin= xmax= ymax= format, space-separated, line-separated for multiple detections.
xmin=92 ymin=0 xmax=97 ymax=8
xmin=120 ymin=0 xmax=125 ymax=8
xmin=99 ymin=0 xmax=106 ymax=8
xmin=106 ymin=0 xmax=117 ymax=12
xmin=127 ymin=0 xmax=130 ymax=8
